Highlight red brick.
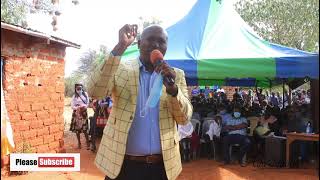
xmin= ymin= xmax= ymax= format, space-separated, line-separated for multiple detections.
xmin=37 ymin=53 xmax=46 ymax=60
xmin=22 ymin=129 xmax=37 ymax=139
xmin=30 ymin=120 xmax=44 ymax=129
xmin=30 ymin=137 xmax=43 ymax=147
xmin=6 ymin=102 xmax=17 ymax=111
xmin=4 ymin=64 xmax=14 ymax=72
xmin=59 ymin=139 xmax=64 ymax=148
xmin=57 ymin=58 xmax=64 ymax=63
xmin=23 ymin=96 xmax=35 ymax=102
xmin=47 ymin=56 xmax=56 ymax=61
xmin=36 ymin=111 xmax=48 ymax=119
xmin=18 ymin=104 xmax=31 ymax=112
xmin=49 ymin=109 xmax=59 ymax=117
xmin=50 ymin=94 xmax=60 ymax=101
xmin=13 ymin=121 xmax=31 ymax=131
xmin=37 ymin=127 xmax=49 ymax=136
xmin=36 ymin=144 xmax=49 ymax=153
xmin=47 ymin=87 xmax=55 ymax=93
xmin=21 ymin=112 xmax=36 ymax=121
xmin=48 ymin=124 xmax=60 ymax=134
xmin=49 ymin=141 xmax=60 ymax=149
xmin=52 ymin=131 xmax=64 ymax=141
xmin=31 ymin=68 xmax=40 ymax=76
xmin=44 ymin=103 xmax=55 ymax=110
xmin=37 ymin=96 xmax=50 ymax=102
xmin=56 ymin=148 xmax=66 ymax=153
xmin=13 ymin=64 xmax=21 ymax=71
xmin=43 ymin=134 xmax=55 ymax=144
xmin=9 ymin=114 xmax=21 ymax=123
xmin=56 ymin=116 xmax=64 ymax=124
xmin=40 ymin=49 xmax=50 ymax=54
xmin=49 ymin=150 xmax=57 ymax=153
xmin=31 ymin=103 xmax=43 ymax=111
xmin=13 ymin=132 xmax=23 ymax=143
xmin=43 ymin=118 xmax=55 ymax=125
xmin=54 ymin=102 xmax=64 ymax=108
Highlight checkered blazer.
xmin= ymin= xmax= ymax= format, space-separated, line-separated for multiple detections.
xmin=87 ymin=54 xmax=193 ymax=180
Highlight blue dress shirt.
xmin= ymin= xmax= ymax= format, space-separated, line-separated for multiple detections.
xmin=126 ymin=59 xmax=162 ymax=155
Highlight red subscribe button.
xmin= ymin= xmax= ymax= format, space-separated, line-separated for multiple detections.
xmin=38 ymin=157 xmax=75 ymax=168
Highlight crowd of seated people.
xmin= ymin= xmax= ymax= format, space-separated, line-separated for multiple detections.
xmin=181 ymin=86 xmax=315 ymax=167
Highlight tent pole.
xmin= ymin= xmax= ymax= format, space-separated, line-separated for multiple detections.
xmin=282 ymin=79 xmax=285 ymax=109
xmin=255 ymin=80 xmax=261 ymax=105
xmin=288 ymin=87 xmax=292 ymax=105
xmin=269 ymin=80 xmax=272 ymax=93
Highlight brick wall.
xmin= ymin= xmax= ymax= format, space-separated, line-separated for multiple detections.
xmin=1 ymin=29 xmax=66 ymax=154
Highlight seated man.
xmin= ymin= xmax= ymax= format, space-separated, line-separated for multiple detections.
xmin=217 ymin=104 xmax=232 ymax=137
xmin=222 ymin=106 xmax=251 ymax=167
xmin=178 ymin=122 xmax=194 ymax=162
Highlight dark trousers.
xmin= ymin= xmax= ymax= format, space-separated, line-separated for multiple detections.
xmin=180 ymin=138 xmax=191 ymax=161
xmin=104 ymin=159 xmax=167 ymax=180
xmin=89 ymin=117 xmax=97 ymax=149
xmin=223 ymin=134 xmax=251 ymax=163
xmin=204 ymin=134 xmax=220 ymax=159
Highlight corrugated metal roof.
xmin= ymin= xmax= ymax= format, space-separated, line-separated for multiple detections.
xmin=1 ymin=21 xmax=81 ymax=49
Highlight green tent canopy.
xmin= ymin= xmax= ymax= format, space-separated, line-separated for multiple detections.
xmin=122 ymin=0 xmax=319 ymax=87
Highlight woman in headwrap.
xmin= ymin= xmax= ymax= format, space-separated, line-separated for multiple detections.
xmin=70 ymin=83 xmax=90 ymax=149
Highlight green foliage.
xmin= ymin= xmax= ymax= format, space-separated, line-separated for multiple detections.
xmin=1 ymin=0 xmax=54 ymax=26
xmin=64 ymin=72 xmax=84 ymax=97
xmin=64 ymin=45 xmax=109 ymax=97
xmin=139 ymin=16 xmax=163 ymax=29
xmin=1 ymin=0 xmax=28 ymax=26
xmin=235 ymin=0 xmax=319 ymax=52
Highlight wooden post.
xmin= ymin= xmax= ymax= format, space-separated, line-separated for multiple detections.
xmin=310 ymin=79 xmax=319 ymax=133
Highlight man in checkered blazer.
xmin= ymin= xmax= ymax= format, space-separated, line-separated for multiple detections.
xmin=87 ymin=24 xmax=193 ymax=180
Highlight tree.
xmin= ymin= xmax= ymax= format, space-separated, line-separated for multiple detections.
xmin=1 ymin=0 xmax=78 ymax=31
xmin=133 ymin=16 xmax=163 ymax=45
xmin=75 ymin=49 xmax=97 ymax=78
xmin=65 ymin=45 xmax=109 ymax=97
xmin=1 ymin=0 xmax=28 ymax=27
xmin=235 ymin=0 xmax=319 ymax=52
xmin=64 ymin=72 xmax=83 ymax=97
xmin=139 ymin=16 xmax=163 ymax=29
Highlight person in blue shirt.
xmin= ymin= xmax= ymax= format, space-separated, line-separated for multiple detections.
xmin=191 ymin=86 xmax=200 ymax=97
xmin=222 ymin=106 xmax=251 ymax=167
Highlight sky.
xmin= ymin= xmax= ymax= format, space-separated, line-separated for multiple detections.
xmin=27 ymin=0 xmax=199 ymax=77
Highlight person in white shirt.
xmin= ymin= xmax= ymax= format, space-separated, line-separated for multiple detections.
xmin=178 ymin=122 xmax=194 ymax=162
xmin=70 ymin=83 xmax=90 ymax=149
xmin=204 ymin=115 xmax=222 ymax=159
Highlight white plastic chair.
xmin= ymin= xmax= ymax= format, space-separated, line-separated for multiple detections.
xmin=202 ymin=117 xmax=214 ymax=122
xmin=200 ymin=120 xmax=219 ymax=160
xmin=192 ymin=112 xmax=200 ymax=120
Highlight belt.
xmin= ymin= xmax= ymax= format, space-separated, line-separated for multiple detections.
xmin=125 ymin=154 xmax=163 ymax=164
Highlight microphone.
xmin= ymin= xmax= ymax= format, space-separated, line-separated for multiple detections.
xmin=150 ymin=49 xmax=175 ymax=85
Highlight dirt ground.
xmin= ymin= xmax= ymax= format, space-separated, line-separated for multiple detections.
xmin=2 ymin=100 xmax=318 ymax=180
